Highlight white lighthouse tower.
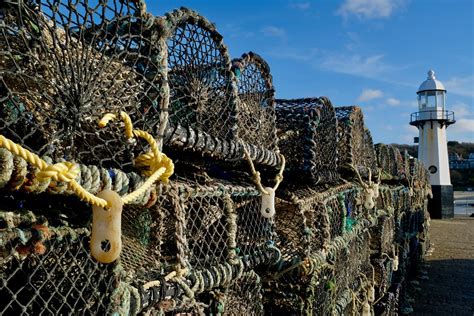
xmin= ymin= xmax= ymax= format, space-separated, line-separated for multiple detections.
xmin=410 ymin=70 xmax=455 ymax=219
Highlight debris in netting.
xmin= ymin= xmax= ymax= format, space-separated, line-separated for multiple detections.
xmin=0 ymin=1 xmax=432 ymax=314
xmin=276 ymin=97 xmax=339 ymax=185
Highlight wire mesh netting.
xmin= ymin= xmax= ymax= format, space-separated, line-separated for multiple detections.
xmin=221 ymin=270 xmax=264 ymax=315
xmin=0 ymin=0 xmax=165 ymax=170
xmin=335 ymin=106 xmax=378 ymax=179
xmin=276 ymin=97 xmax=339 ymax=185
xmin=232 ymin=52 xmax=278 ymax=152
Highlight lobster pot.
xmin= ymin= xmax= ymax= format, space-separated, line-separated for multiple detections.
xmin=371 ymin=258 xmax=394 ymax=299
xmin=273 ymin=184 xmax=363 ymax=268
xmin=220 ymin=270 xmax=264 ymax=316
xmin=262 ymin=264 xmax=334 ymax=315
xmin=407 ymin=157 xmax=430 ymax=208
xmin=162 ymin=8 xmax=235 ymax=141
xmin=370 ymin=214 xmax=395 ymax=256
xmin=160 ymin=8 xmax=281 ymax=170
xmin=376 ymin=144 xmax=406 ymax=181
xmin=310 ymin=221 xmax=373 ymax=315
xmin=232 ymin=52 xmax=278 ymax=152
xmin=150 ymin=176 xmax=277 ymax=279
xmin=0 ymin=0 xmax=164 ymax=170
xmin=374 ymin=281 xmax=402 ymax=315
xmin=390 ymin=146 xmax=406 ymax=180
xmin=263 ymin=217 xmax=373 ymax=315
xmin=330 ymin=228 xmax=372 ymax=312
xmin=275 ymin=97 xmax=339 ymax=185
xmin=0 ymin=200 xmax=123 ymax=315
xmin=335 ymin=106 xmax=378 ymax=179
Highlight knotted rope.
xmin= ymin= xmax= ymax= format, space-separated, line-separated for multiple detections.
xmin=242 ymin=144 xmax=285 ymax=195
xmin=0 ymin=111 xmax=174 ymax=208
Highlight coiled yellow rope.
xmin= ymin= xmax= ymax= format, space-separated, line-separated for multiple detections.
xmin=0 ymin=111 xmax=174 ymax=208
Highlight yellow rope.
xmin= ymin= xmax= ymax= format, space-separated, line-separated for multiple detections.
xmin=242 ymin=145 xmax=286 ymax=195
xmin=0 ymin=135 xmax=109 ymax=207
xmin=0 ymin=111 xmax=174 ymax=208
xmin=100 ymin=111 xmax=174 ymax=183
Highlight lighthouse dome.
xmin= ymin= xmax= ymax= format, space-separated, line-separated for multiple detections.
xmin=417 ymin=70 xmax=446 ymax=93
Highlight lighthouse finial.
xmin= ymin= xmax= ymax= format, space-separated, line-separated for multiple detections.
xmin=428 ymin=69 xmax=436 ymax=80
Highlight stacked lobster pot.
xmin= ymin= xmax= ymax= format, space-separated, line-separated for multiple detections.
xmin=369 ymin=150 xmax=431 ymax=314
xmin=262 ymin=98 xmax=378 ymax=314
xmin=275 ymin=97 xmax=339 ymax=185
xmin=0 ymin=1 xmax=433 ymax=315
xmin=135 ymin=9 xmax=283 ymax=314
xmin=335 ymin=106 xmax=378 ymax=180
xmin=0 ymin=2 xmax=281 ymax=315
xmin=0 ymin=1 xmax=173 ymax=314
xmin=375 ymin=143 xmax=406 ymax=182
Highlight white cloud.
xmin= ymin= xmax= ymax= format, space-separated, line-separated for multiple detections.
xmin=444 ymin=75 xmax=474 ymax=98
xmin=337 ymin=0 xmax=404 ymax=19
xmin=358 ymin=89 xmax=384 ymax=102
xmin=449 ymin=119 xmax=474 ymax=141
xmin=386 ymin=98 xmax=401 ymax=106
xmin=320 ymin=54 xmax=394 ymax=79
xmin=451 ymin=102 xmax=471 ymax=118
xmin=260 ymin=26 xmax=286 ymax=39
xmin=290 ymin=1 xmax=311 ymax=10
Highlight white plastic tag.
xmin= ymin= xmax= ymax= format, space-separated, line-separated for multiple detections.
xmin=91 ymin=190 xmax=123 ymax=263
xmin=261 ymin=187 xmax=276 ymax=218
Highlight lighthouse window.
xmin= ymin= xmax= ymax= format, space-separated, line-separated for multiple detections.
xmin=428 ymin=165 xmax=438 ymax=174
xmin=418 ymin=94 xmax=427 ymax=109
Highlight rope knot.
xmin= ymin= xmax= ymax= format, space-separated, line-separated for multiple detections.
xmin=135 ymin=152 xmax=174 ymax=183
xmin=37 ymin=162 xmax=79 ymax=183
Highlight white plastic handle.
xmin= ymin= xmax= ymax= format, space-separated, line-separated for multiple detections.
xmin=261 ymin=187 xmax=276 ymax=218
xmin=91 ymin=190 xmax=123 ymax=263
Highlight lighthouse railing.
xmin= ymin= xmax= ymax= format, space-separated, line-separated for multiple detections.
xmin=410 ymin=110 xmax=455 ymax=126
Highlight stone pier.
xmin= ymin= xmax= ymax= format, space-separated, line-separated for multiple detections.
xmin=412 ymin=216 xmax=474 ymax=315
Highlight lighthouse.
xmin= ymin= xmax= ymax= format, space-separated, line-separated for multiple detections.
xmin=410 ymin=70 xmax=455 ymax=219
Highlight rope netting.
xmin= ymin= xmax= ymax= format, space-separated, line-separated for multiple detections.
xmin=376 ymin=143 xmax=406 ymax=180
xmin=0 ymin=0 xmax=165 ymax=170
xmin=273 ymin=183 xmax=363 ymax=268
xmin=162 ymin=8 xmax=235 ymax=141
xmin=232 ymin=52 xmax=278 ymax=152
xmin=0 ymin=1 xmax=432 ymax=315
xmin=160 ymin=10 xmax=282 ymax=170
xmin=336 ymin=106 xmax=378 ymax=179
xmin=276 ymin=97 xmax=338 ymax=185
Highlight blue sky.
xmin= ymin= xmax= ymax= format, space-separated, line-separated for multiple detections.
xmin=148 ymin=0 xmax=473 ymax=144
